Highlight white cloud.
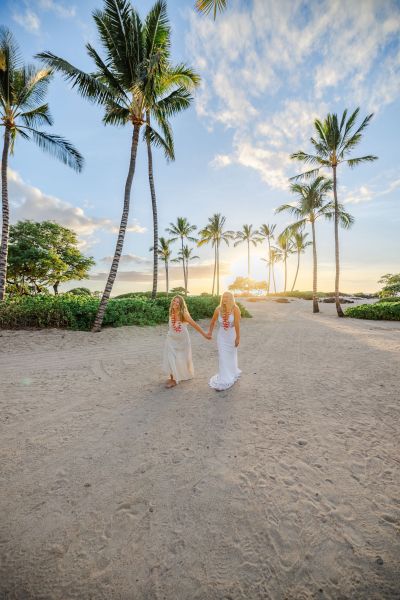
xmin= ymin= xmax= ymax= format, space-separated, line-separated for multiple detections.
xmin=8 ymin=168 xmax=146 ymax=240
xmin=100 ymin=254 xmax=151 ymax=265
xmin=12 ymin=9 xmax=40 ymax=33
xmin=38 ymin=0 xmax=76 ymax=18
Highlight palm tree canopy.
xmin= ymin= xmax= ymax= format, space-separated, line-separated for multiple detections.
xmin=37 ymin=0 xmax=199 ymax=160
xmin=198 ymin=213 xmax=234 ymax=247
xmin=195 ymin=0 xmax=227 ymax=19
xmin=290 ymin=108 xmax=378 ymax=180
xmin=234 ymin=224 xmax=260 ymax=247
xmin=292 ymin=231 xmax=312 ymax=253
xmin=173 ymin=245 xmax=199 ymax=262
xmin=166 ymin=217 xmax=197 ymax=242
xmin=0 ymin=27 xmax=83 ymax=171
xmin=150 ymin=236 xmax=172 ymax=262
xmin=257 ymin=223 xmax=276 ymax=241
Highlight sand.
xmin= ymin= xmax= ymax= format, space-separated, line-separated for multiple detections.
xmin=0 ymin=298 xmax=399 ymax=600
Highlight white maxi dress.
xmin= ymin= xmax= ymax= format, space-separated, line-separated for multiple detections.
xmin=163 ymin=318 xmax=194 ymax=383
xmin=209 ymin=313 xmax=241 ymax=391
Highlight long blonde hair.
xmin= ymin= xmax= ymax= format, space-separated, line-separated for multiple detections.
xmin=169 ymin=295 xmax=189 ymax=322
xmin=219 ymin=291 xmax=236 ymax=317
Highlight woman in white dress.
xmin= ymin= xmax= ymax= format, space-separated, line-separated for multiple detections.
xmin=208 ymin=291 xmax=241 ymax=391
xmin=163 ymin=295 xmax=210 ymax=388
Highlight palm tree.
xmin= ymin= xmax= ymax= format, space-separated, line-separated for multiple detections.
xmin=276 ymin=176 xmax=354 ymax=312
xmin=195 ymin=0 xmax=227 ymax=18
xmin=0 ymin=27 xmax=83 ymax=301
xmin=166 ymin=217 xmax=197 ymax=295
xmin=198 ymin=213 xmax=234 ymax=296
xmin=173 ymin=245 xmax=199 ymax=294
xmin=152 ymin=236 xmax=172 ymax=294
xmin=276 ymin=230 xmax=295 ymax=293
xmin=257 ymin=224 xmax=276 ymax=295
xmin=38 ymin=0 xmax=180 ymax=331
xmin=145 ymin=62 xmax=200 ymax=299
xmin=234 ymin=224 xmax=260 ymax=281
xmin=290 ymin=231 xmax=312 ymax=292
xmin=291 ymin=108 xmax=377 ymax=316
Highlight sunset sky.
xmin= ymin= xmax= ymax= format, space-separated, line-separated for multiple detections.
xmin=2 ymin=0 xmax=399 ymax=294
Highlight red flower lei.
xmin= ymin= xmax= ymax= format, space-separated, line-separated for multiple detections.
xmin=171 ymin=311 xmax=182 ymax=333
xmin=222 ymin=311 xmax=230 ymax=330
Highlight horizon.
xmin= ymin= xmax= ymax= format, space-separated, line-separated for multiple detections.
xmin=1 ymin=0 xmax=399 ymax=295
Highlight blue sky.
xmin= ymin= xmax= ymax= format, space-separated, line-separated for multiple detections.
xmin=2 ymin=0 xmax=400 ymax=294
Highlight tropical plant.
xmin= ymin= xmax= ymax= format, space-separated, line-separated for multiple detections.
xmin=290 ymin=231 xmax=312 ymax=292
xmin=257 ymin=224 xmax=276 ymax=295
xmin=172 ymin=245 xmax=199 ymax=295
xmin=276 ymin=176 xmax=352 ymax=312
xmin=234 ymin=224 xmax=260 ymax=280
xmin=228 ymin=276 xmax=267 ymax=293
xmin=291 ymin=107 xmax=377 ymax=316
xmin=7 ymin=220 xmax=94 ymax=295
xmin=261 ymin=247 xmax=282 ymax=293
xmin=198 ymin=213 xmax=234 ymax=296
xmin=0 ymin=27 xmax=83 ymax=301
xmin=378 ymin=273 xmax=400 ymax=298
xmin=195 ymin=0 xmax=227 ymax=19
xmin=38 ymin=0 xmax=185 ymax=330
xmin=166 ymin=217 xmax=197 ymax=295
xmin=275 ymin=231 xmax=295 ymax=293
xmin=154 ymin=236 xmax=172 ymax=294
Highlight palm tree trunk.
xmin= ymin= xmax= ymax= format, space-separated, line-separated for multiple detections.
xmin=267 ymin=238 xmax=271 ymax=295
xmin=272 ymin=262 xmax=276 ymax=293
xmin=92 ymin=124 xmax=141 ymax=332
xmin=247 ymin=240 xmax=250 ymax=281
xmin=284 ymin=254 xmax=287 ymax=292
xmin=291 ymin=251 xmax=300 ymax=291
xmin=186 ymin=262 xmax=189 ymax=295
xmin=181 ymin=236 xmax=187 ymax=295
xmin=311 ymin=220 xmax=319 ymax=313
xmin=146 ymin=115 xmax=158 ymax=300
xmin=212 ymin=244 xmax=216 ymax=295
xmin=165 ymin=261 xmax=169 ymax=294
xmin=333 ymin=165 xmax=344 ymax=317
xmin=216 ymin=241 xmax=220 ymax=296
xmin=0 ymin=128 xmax=11 ymax=301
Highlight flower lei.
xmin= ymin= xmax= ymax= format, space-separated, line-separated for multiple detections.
xmin=222 ymin=311 xmax=230 ymax=330
xmin=171 ymin=311 xmax=182 ymax=333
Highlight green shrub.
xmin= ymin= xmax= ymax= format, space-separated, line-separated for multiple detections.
xmin=0 ymin=294 xmax=251 ymax=330
xmin=377 ymin=296 xmax=400 ymax=303
xmin=345 ymin=302 xmax=400 ymax=321
xmin=66 ymin=287 xmax=92 ymax=296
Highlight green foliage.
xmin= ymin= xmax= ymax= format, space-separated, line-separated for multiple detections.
xmin=170 ymin=286 xmax=187 ymax=294
xmin=378 ymin=273 xmax=400 ymax=298
xmin=377 ymin=296 xmax=400 ymax=303
xmin=228 ymin=277 xmax=267 ymax=292
xmin=345 ymin=302 xmax=400 ymax=321
xmin=66 ymin=287 xmax=92 ymax=296
xmin=7 ymin=220 xmax=95 ymax=295
xmin=0 ymin=294 xmax=251 ymax=330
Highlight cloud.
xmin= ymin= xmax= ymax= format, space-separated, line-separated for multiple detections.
xmin=12 ymin=9 xmax=40 ymax=33
xmin=8 ymin=168 xmax=146 ymax=240
xmin=90 ymin=262 xmax=231 ymax=282
xmin=187 ymin=0 xmax=400 ymax=188
xmin=37 ymin=0 xmax=76 ymax=18
xmin=100 ymin=254 xmax=152 ymax=265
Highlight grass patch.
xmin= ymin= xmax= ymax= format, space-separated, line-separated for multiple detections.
xmin=0 ymin=294 xmax=251 ymax=330
xmin=345 ymin=302 xmax=400 ymax=321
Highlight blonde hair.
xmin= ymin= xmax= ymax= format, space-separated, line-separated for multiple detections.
xmin=219 ymin=291 xmax=236 ymax=316
xmin=169 ymin=295 xmax=189 ymax=322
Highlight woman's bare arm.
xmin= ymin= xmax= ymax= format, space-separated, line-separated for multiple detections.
xmin=184 ymin=311 xmax=209 ymax=339
xmin=234 ymin=305 xmax=241 ymax=347
xmin=208 ymin=308 xmax=219 ymax=337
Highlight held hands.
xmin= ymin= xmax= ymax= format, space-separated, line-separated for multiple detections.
xmin=205 ymin=331 xmax=212 ymax=340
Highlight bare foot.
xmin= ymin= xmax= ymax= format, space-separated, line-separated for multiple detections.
xmin=165 ymin=379 xmax=177 ymax=389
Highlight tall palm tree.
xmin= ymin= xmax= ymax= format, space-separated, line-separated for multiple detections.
xmin=146 ymin=63 xmax=200 ymax=299
xmin=291 ymin=108 xmax=377 ymax=316
xmin=0 ymin=28 xmax=83 ymax=301
xmin=257 ymin=223 xmax=276 ymax=295
xmin=234 ymin=224 xmax=260 ymax=280
xmin=151 ymin=236 xmax=172 ymax=294
xmin=173 ymin=245 xmax=199 ymax=294
xmin=195 ymin=0 xmax=227 ymax=18
xmin=38 ymin=0 xmax=179 ymax=331
xmin=276 ymin=176 xmax=353 ymax=312
xmin=276 ymin=230 xmax=295 ymax=293
xmin=198 ymin=213 xmax=234 ymax=296
xmin=166 ymin=217 xmax=197 ymax=295
xmin=290 ymin=231 xmax=312 ymax=292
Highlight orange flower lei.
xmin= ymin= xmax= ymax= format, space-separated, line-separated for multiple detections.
xmin=222 ymin=311 xmax=230 ymax=330
xmin=171 ymin=311 xmax=182 ymax=333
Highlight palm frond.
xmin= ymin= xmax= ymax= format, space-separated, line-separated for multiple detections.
xmin=195 ymin=0 xmax=227 ymax=19
xmin=22 ymin=127 xmax=84 ymax=172
xmin=345 ymin=155 xmax=378 ymax=168
xmin=19 ymin=103 xmax=53 ymax=128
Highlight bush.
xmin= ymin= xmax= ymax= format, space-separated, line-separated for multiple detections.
xmin=345 ymin=302 xmax=400 ymax=321
xmin=66 ymin=287 xmax=92 ymax=296
xmin=0 ymin=294 xmax=251 ymax=330
xmin=377 ymin=296 xmax=400 ymax=303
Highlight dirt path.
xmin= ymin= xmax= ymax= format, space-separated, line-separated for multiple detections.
xmin=1 ymin=299 xmax=399 ymax=599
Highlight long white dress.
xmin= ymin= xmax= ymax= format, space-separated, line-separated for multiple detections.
xmin=209 ymin=313 xmax=241 ymax=391
xmin=163 ymin=318 xmax=194 ymax=383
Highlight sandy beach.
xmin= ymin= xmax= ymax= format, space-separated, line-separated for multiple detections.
xmin=0 ymin=298 xmax=399 ymax=600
